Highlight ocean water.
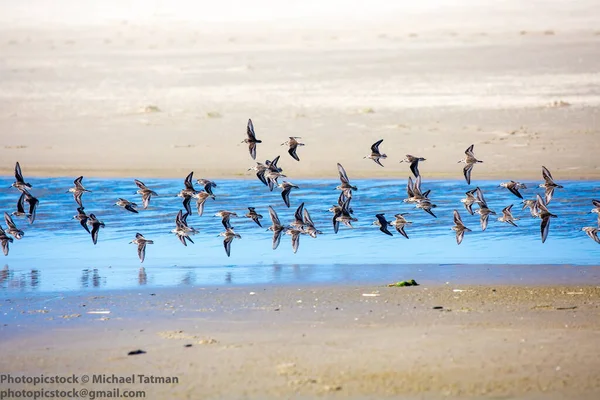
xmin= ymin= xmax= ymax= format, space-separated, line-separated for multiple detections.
xmin=0 ymin=176 xmax=598 ymax=293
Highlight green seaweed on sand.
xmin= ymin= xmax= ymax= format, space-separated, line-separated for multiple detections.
xmin=387 ymin=279 xmax=419 ymax=287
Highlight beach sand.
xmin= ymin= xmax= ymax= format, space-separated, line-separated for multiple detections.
xmin=2 ymin=284 xmax=600 ymax=399
xmin=1 ymin=0 xmax=599 ymax=180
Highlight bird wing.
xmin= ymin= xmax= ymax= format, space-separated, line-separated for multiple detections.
xmin=15 ymin=161 xmax=24 ymax=182
xmin=268 ymin=206 xmax=281 ymax=226
xmin=246 ymin=119 xmax=256 ymax=140
xmin=138 ymin=242 xmax=147 ymax=263
xmin=409 ymin=160 xmax=420 ymax=178
xmin=337 ymin=163 xmax=350 ymax=184
xmin=370 ymin=139 xmax=383 ymax=153
xmin=463 ymin=164 xmax=473 ymax=185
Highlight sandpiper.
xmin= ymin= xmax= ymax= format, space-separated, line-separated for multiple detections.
xmin=73 ymin=206 xmax=90 ymax=233
xmin=245 ymin=207 xmax=263 ymax=227
xmin=68 ymin=176 xmax=91 ymax=207
xmin=87 ymin=213 xmax=105 ymax=245
xmin=0 ymin=226 xmax=13 ymax=256
xmin=279 ymin=181 xmax=299 ymax=208
xmin=196 ymin=179 xmax=217 ymax=196
xmin=267 ymin=206 xmax=286 ymax=250
xmin=220 ymin=228 xmax=241 ymax=257
xmin=134 ymin=179 xmax=158 ymax=209
xmin=285 ymin=227 xmax=304 ymax=254
xmin=590 ymin=200 xmax=600 ymax=225
xmin=302 ymin=208 xmax=322 ymax=238
xmin=11 ymin=192 xmax=30 ymax=218
xmin=336 ymin=163 xmax=358 ymax=195
xmin=582 ymin=227 xmax=600 ymax=244
xmin=330 ymin=195 xmax=356 ymax=233
xmin=452 ymin=210 xmax=471 ymax=245
xmin=290 ymin=203 xmax=305 ymax=230
xmin=415 ymin=199 xmax=437 ymax=218
xmin=400 ymin=155 xmax=426 ymax=178
xmin=11 ymin=162 xmax=32 ymax=192
xmin=172 ymin=210 xmax=197 ymax=246
xmin=404 ymin=176 xmax=431 ymax=204
xmin=177 ymin=172 xmax=198 ymax=214
xmin=3 ymin=212 xmax=24 ymax=239
xmin=536 ymin=194 xmax=557 ymax=243
xmin=539 ymin=166 xmax=563 ymax=204
xmin=242 ymin=118 xmax=262 ymax=160
xmin=390 ymin=213 xmax=412 ymax=239
xmin=499 ymin=181 xmax=526 ymax=199
xmin=115 ymin=198 xmax=138 ymax=213
xmin=522 ymin=199 xmax=540 ymax=218
xmin=364 ymin=139 xmax=387 ymax=167
xmin=474 ymin=187 xmax=496 ymax=231
xmin=281 ymin=137 xmax=305 ymax=161
xmin=460 ymin=188 xmax=479 ymax=215
xmin=215 ymin=210 xmax=238 ymax=229
xmin=373 ymin=214 xmax=393 ymax=236
xmin=193 ymin=191 xmax=215 ymax=217
xmin=458 ymin=144 xmax=483 ymax=185
xmin=497 ymin=204 xmax=519 ymax=227
xmin=249 ymin=162 xmax=269 ymax=186
xmin=22 ymin=190 xmax=39 ymax=224
xmin=130 ymin=233 xmax=154 ymax=263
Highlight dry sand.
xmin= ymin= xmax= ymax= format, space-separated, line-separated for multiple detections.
xmin=2 ymin=284 xmax=600 ymax=399
xmin=1 ymin=1 xmax=599 ymax=180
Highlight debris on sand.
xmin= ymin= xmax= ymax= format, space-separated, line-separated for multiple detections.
xmin=387 ymin=279 xmax=419 ymax=287
xmin=142 ymin=105 xmax=161 ymax=113
xmin=127 ymin=349 xmax=146 ymax=356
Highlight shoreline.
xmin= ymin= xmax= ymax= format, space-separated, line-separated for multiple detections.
xmin=2 ymin=283 xmax=599 ymax=399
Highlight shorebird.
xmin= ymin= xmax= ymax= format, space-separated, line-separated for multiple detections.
xmin=460 ymin=188 xmax=479 ymax=215
xmin=285 ymin=227 xmax=304 ymax=253
xmin=373 ymin=214 xmax=393 ymax=236
xmin=130 ymin=233 xmax=154 ymax=263
xmin=265 ymin=156 xmax=285 ymax=191
xmin=0 ymin=226 xmax=13 ymax=256
xmin=591 ymin=200 xmax=600 ymax=226
xmin=330 ymin=195 xmax=356 ymax=233
xmin=539 ymin=166 xmax=563 ymax=204
xmin=68 ymin=176 xmax=91 ymax=207
xmin=415 ymin=199 xmax=437 ymax=218
xmin=522 ymin=199 xmax=540 ymax=218
xmin=220 ymin=228 xmax=241 ymax=257
xmin=215 ymin=210 xmax=238 ymax=229
xmin=281 ymin=137 xmax=304 ymax=161
xmin=73 ymin=206 xmax=90 ymax=233
xmin=336 ymin=163 xmax=358 ymax=195
xmin=364 ymin=139 xmax=387 ymax=167
xmin=536 ymin=194 xmax=557 ymax=243
xmin=177 ymin=172 xmax=198 ymax=214
xmin=474 ymin=187 xmax=496 ymax=231
xmin=290 ymin=203 xmax=305 ymax=230
xmin=11 ymin=192 xmax=30 ymax=218
xmin=452 ymin=210 xmax=471 ymax=245
xmin=196 ymin=179 xmax=217 ymax=196
xmin=582 ymin=227 xmax=600 ymax=244
xmin=302 ymin=208 xmax=322 ymax=238
xmin=400 ymin=155 xmax=426 ymax=178
xmin=248 ymin=162 xmax=269 ymax=186
xmin=115 ymin=198 xmax=138 ymax=213
xmin=22 ymin=190 xmax=39 ymax=224
xmin=172 ymin=210 xmax=197 ymax=246
xmin=245 ymin=207 xmax=263 ymax=227
xmin=3 ymin=212 xmax=24 ymax=239
xmin=279 ymin=181 xmax=299 ymax=208
xmin=458 ymin=144 xmax=483 ymax=185
xmin=267 ymin=206 xmax=286 ymax=250
xmin=403 ymin=176 xmax=431 ymax=204
xmin=242 ymin=118 xmax=262 ymax=160
xmin=499 ymin=181 xmax=526 ymax=199
xmin=497 ymin=205 xmax=519 ymax=227
xmin=193 ymin=191 xmax=215 ymax=216
xmin=11 ymin=162 xmax=32 ymax=192
xmin=390 ymin=213 xmax=412 ymax=239
xmin=87 ymin=213 xmax=105 ymax=245
xmin=134 ymin=179 xmax=158 ymax=209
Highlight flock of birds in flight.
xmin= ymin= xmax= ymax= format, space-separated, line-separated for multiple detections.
xmin=1 ymin=119 xmax=599 ymax=262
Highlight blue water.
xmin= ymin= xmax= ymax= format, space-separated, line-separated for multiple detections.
xmin=0 ymin=176 xmax=598 ymax=293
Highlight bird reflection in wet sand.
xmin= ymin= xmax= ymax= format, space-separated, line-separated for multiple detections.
xmin=138 ymin=267 xmax=147 ymax=285
xmin=80 ymin=268 xmax=103 ymax=288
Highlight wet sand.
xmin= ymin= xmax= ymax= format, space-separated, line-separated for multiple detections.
xmin=2 ymin=284 xmax=600 ymax=399
xmin=1 ymin=1 xmax=600 ymax=180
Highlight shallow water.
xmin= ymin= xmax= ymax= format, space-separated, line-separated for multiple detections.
xmin=0 ymin=176 xmax=598 ymax=293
